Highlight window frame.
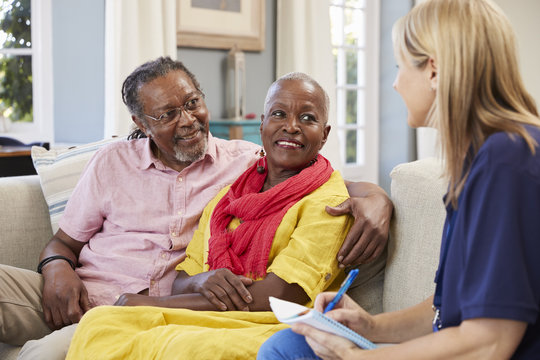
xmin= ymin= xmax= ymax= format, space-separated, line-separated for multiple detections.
xmin=330 ymin=0 xmax=380 ymax=184
xmin=0 ymin=0 xmax=53 ymax=143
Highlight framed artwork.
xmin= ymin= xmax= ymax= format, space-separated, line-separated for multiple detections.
xmin=177 ymin=0 xmax=265 ymax=51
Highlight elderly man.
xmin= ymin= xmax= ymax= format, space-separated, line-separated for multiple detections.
xmin=0 ymin=57 xmax=392 ymax=359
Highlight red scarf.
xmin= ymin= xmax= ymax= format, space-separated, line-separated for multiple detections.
xmin=207 ymin=154 xmax=333 ymax=279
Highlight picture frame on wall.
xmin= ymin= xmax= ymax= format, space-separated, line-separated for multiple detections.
xmin=177 ymin=0 xmax=265 ymax=51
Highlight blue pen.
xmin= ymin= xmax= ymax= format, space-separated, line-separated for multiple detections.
xmin=323 ymin=268 xmax=359 ymax=313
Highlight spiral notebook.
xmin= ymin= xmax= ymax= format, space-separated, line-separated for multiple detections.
xmin=269 ymin=296 xmax=377 ymax=350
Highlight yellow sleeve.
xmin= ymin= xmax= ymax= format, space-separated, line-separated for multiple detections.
xmin=267 ymin=172 xmax=352 ymax=303
xmin=176 ymin=186 xmax=231 ymax=275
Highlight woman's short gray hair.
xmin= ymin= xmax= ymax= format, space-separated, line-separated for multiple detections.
xmin=263 ymin=72 xmax=330 ymax=122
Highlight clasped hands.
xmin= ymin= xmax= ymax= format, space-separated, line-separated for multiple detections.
xmin=115 ymin=269 xmax=254 ymax=310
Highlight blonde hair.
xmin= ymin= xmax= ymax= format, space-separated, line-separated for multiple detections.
xmin=393 ymin=0 xmax=540 ymax=207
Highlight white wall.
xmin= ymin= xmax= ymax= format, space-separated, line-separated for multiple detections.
xmin=378 ymin=0 xmax=414 ymax=193
xmin=52 ymin=0 xmax=105 ymax=144
xmin=493 ymin=0 xmax=540 ymax=106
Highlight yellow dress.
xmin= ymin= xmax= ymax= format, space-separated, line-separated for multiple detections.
xmin=66 ymin=171 xmax=352 ymax=360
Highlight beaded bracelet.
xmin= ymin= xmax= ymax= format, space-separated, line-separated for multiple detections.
xmin=37 ymin=255 xmax=76 ymax=274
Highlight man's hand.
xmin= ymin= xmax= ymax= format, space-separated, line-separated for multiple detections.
xmin=328 ymin=184 xmax=393 ymax=267
xmin=39 ymin=229 xmax=89 ymax=330
xmin=41 ymin=261 xmax=92 ymax=330
xmin=115 ymin=293 xmax=158 ymax=306
xmin=174 ymin=269 xmax=253 ymax=311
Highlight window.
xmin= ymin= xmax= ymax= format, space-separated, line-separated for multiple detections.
xmin=0 ymin=0 xmax=52 ymax=143
xmin=330 ymin=0 xmax=379 ymax=183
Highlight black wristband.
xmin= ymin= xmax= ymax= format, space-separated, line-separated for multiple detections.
xmin=37 ymin=255 xmax=76 ymax=274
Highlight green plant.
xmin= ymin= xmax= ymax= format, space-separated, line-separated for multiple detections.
xmin=0 ymin=0 xmax=32 ymax=123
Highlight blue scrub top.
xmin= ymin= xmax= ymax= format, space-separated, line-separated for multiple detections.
xmin=437 ymin=126 xmax=540 ymax=359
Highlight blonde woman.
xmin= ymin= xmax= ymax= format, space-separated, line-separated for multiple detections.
xmin=258 ymin=0 xmax=540 ymax=358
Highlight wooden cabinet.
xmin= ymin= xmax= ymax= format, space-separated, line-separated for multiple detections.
xmin=0 ymin=146 xmax=36 ymax=177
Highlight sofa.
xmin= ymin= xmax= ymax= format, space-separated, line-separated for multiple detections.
xmin=0 ymin=153 xmax=447 ymax=359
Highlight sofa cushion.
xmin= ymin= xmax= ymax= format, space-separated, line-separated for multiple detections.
xmin=31 ymin=137 xmax=123 ymax=233
xmin=0 ymin=175 xmax=53 ymax=270
xmin=383 ymin=157 xmax=447 ymax=312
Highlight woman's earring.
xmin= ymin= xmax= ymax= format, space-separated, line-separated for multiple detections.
xmin=257 ymin=148 xmax=266 ymax=174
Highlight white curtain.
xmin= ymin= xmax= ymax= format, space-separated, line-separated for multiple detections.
xmin=276 ymin=0 xmax=342 ymax=172
xmin=104 ymin=0 xmax=177 ymax=138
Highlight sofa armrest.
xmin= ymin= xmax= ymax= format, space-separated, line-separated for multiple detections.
xmin=0 ymin=175 xmax=53 ymax=271
xmin=383 ymin=158 xmax=447 ymax=312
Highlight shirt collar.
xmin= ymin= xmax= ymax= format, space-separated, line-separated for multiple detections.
xmin=139 ymin=138 xmax=158 ymax=170
xmin=205 ymin=133 xmax=218 ymax=163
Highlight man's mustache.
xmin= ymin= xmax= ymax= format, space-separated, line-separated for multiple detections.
xmin=175 ymin=122 xmax=206 ymax=139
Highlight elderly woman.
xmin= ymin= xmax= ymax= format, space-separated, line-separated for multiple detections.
xmin=65 ymin=72 xmax=377 ymax=359
xmin=258 ymin=0 xmax=540 ymax=359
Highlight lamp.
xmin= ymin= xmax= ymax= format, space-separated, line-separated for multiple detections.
xmin=226 ymin=45 xmax=246 ymax=121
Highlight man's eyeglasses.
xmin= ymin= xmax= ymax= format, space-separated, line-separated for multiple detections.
xmin=144 ymin=94 xmax=204 ymax=125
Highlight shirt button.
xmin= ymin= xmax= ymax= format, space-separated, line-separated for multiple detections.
xmin=161 ymin=253 xmax=167 ymax=259
xmin=178 ymin=177 xmax=183 ymax=182
xmin=177 ymin=211 xmax=182 ymax=216
xmin=150 ymin=280 xmax=155 ymax=285
xmin=171 ymin=232 xmax=177 ymax=237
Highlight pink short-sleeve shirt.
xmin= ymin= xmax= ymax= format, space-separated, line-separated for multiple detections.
xmin=59 ymin=134 xmax=259 ymax=306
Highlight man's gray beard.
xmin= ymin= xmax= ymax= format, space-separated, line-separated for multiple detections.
xmin=174 ymin=134 xmax=208 ymax=163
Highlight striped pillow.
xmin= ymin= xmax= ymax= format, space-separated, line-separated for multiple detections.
xmin=31 ymin=137 xmax=123 ymax=233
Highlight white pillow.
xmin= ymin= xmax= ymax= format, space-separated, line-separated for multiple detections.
xmin=31 ymin=137 xmax=124 ymax=233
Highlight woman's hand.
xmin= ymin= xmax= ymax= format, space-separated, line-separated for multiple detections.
xmin=290 ymin=292 xmax=375 ymax=359
xmin=329 ymin=182 xmax=393 ymax=267
xmin=293 ymin=323 xmax=361 ymax=360
xmin=314 ymin=293 xmax=375 ymax=336
xmin=177 ymin=269 xmax=253 ymax=311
